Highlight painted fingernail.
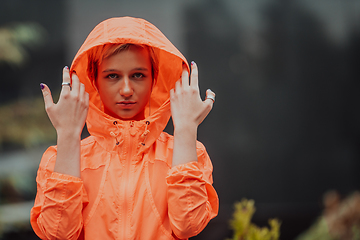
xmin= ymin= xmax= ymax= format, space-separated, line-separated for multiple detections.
xmin=191 ymin=61 xmax=195 ymax=66
xmin=64 ymin=66 xmax=69 ymax=70
xmin=40 ymin=83 xmax=45 ymax=90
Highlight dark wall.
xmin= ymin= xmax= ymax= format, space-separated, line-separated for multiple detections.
xmin=0 ymin=0 xmax=66 ymax=103
xmin=184 ymin=1 xmax=360 ymax=239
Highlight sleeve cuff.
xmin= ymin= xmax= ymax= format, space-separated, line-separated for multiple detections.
xmin=50 ymin=171 xmax=83 ymax=182
xmin=166 ymin=161 xmax=203 ymax=184
xmin=168 ymin=161 xmax=201 ymax=174
xmin=44 ymin=172 xmax=87 ymax=203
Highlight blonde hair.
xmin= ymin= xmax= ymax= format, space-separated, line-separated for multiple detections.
xmin=87 ymin=43 xmax=159 ymax=83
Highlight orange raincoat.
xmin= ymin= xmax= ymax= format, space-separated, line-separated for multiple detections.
xmin=31 ymin=17 xmax=218 ymax=240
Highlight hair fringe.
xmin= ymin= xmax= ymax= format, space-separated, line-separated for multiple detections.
xmin=87 ymin=43 xmax=159 ymax=85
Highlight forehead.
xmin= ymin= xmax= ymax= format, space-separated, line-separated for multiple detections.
xmin=100 ymin=47 xmax=151 ymax=69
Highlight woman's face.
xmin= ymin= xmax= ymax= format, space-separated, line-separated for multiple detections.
xmin=96 ymin=47 xmax=153 ymax=121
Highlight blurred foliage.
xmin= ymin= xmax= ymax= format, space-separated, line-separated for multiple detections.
xmin=296 ymin=191 xmax=360 ymax=240
xmin=0 ymin=21 xmax=52 ymax=150
xmin=227 ymin=199 xmax=281 ymax=240
xmin=0 ymin=22 xmax=47 ymax=68
xmin=0 ymin=97 xmax=55 ymax=150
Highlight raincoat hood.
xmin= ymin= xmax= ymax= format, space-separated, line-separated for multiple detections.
xmin=70 ymin=17 xmax=189 ymax=150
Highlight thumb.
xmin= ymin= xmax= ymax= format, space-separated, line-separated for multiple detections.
xmin=205 ymin=89 xmax=215 ymax=109
xmin=198 ymin=89 xmax=215 ymax=125
xmin=40 ymin=83 xmax=54 ymax=109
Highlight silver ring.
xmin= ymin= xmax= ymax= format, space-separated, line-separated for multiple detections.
xmin=205 ymin=95 xmax=215 ymax=103
xmin=62 ymin=82 xmax=71 ymax=87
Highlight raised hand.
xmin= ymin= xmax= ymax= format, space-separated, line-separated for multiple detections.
xmin=170 ymin=61 xmax=215 ymax=130
xmin=40 ymin=66 xmax=89 ymax=137
xmin=170 ymin=61 xmax=215 ymax=167
xmin=40 ymin=66 xmax=89 ymax=177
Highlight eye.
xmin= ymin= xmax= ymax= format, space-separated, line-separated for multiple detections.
xmin=106 ymin=73 xmax=118 ymax=79
xmin=132 ymin=73 xmax=145 ymax=79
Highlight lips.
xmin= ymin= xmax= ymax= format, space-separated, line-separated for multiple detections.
xmin=117 ymin=101 xmax=136 ymax=109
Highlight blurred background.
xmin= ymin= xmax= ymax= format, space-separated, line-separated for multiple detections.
xmin=0 ymin=0 xmax=359 ymax=239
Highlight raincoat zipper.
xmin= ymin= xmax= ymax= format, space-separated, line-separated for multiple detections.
xmin=121 ymin=121 xmax=135 ymax=239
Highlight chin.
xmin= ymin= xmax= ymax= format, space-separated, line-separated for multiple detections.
xmin=118 ymin=114 xmax=139 ymax=121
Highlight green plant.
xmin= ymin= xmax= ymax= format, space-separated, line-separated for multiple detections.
xmin=227 ymin=199 xmax=281 ymax=240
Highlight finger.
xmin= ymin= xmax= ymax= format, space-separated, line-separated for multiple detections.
xmin=61 ymin=66 xmax=71 ymax=93
xmin=84 ymin=91 xmax=90 ymax=108
xmin=190 ymin=61 xmax=199 ymax=88
xmin=204 ymin=89 xmax=215 ymax=108
xmin=79 ymin=82 xmax=86 ymax=101
xmin=181 ymin=65 xmax=189 ymax=88
xmin=40 ymin=83 xmax=54 ymax=110
xmin=175 ymin=79 xmax=181 ymax=93
xmin=169 ymin=88 xmax=174 ymax=100
xmin=71 ymin=71 xmax=80 ymax=94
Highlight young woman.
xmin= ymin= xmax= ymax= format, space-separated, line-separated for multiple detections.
xmin=31 ymin=16 xmax=218 ymax=240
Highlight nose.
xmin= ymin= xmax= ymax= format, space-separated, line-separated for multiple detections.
xmin=120 ymin=77 xmax=133 ymax=97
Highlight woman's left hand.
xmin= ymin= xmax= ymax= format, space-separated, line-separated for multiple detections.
xmin=170 ymin=61 xmax=215 ymax=130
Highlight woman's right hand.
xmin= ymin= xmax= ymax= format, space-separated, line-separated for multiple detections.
xmin=40 ymin=66 xmax=89 ymax=137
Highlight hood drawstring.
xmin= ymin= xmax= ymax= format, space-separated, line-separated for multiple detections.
xmin=111 ymin=120 xmax=150 ymax=147
xmin=110 ymin=121 xmax=121 ymax=145
xmin=140 ymin=121 xmax=150 ymax=147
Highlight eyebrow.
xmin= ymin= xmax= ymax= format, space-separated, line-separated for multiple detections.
xmin=102 ymin=67 xmax=149 ymax=73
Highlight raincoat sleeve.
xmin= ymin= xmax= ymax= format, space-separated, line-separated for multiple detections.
xmin=30 ymin=146 xmax=89 ymax=240
xmin=166 ymin=142 xmax=219 ymax=239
